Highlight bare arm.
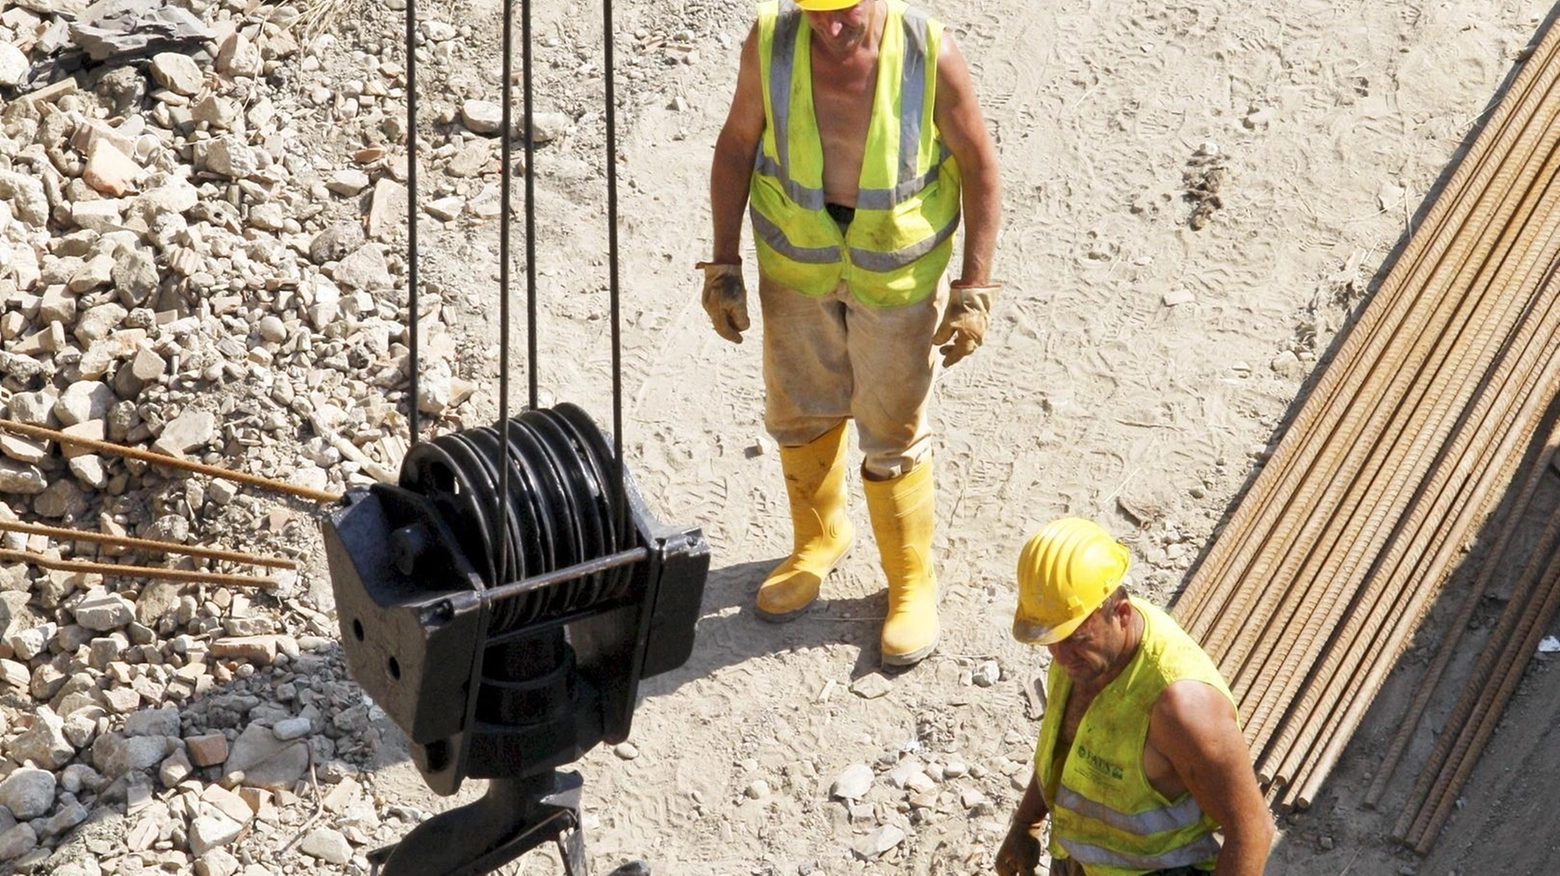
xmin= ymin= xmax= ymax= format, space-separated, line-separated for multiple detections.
xmin=932 ymin=32 xmax=1001 ymax=286
xmin=1150 ymin=681 xmax=1275 ymax=876
xmin=709 ymin=26 xmax=767 ymax=265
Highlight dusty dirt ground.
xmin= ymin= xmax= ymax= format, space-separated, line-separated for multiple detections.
xmin=339 ymin=0 xmax=1560 ymax=873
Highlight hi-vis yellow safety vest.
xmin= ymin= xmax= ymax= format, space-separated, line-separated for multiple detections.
xmin=1034 ymin=600 xmax=1233 ymax=876
xmin=750 ymin=0 xmax=961 ymax=307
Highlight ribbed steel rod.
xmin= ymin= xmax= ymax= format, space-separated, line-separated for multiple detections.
xmin=1392 ymin=422 xmax=1560 ymax=837
xmin=1243 ymin=136 xmax=1560 ymax=764
xmin=1176 ymin=26 xmax=1560 ymax=635
xmin=1277 ymin=275 xmax=1560 ymax=801
xmin=1204 ymin=58 xmax=1560 ymax=660
xmin=0 ymin=549 xmax=278 ymax=588
xmin=1265 ymin=271 xmax=1560 ymax=788
xmin=1393 ymin=500 xmax=1560 ymax=838
xmin=1168 ymin=16 xmax=1560 ymax=823
xmin=0 ymin=519 xmax=297 ymax=569
xmin=1285 ymin=326 xmax=1560 ymax=807
xmin=0 ymin=420 xmax=342 ymax=503
xmin=1226 ymin=173 xmax=1536 ymax=701
xmin=1405 ymin=538 xmax=1560 ymax=850
xmin=1363 ymin=422 xmax=1560 ymax=808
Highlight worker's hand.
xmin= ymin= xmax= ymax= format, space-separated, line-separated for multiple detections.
xmin=994 ymin=820 xmax=1041 ymax=876
xmin=931 ymin=281 xmax=998 ymax=367
xmin=696 ymin=261 xmax=751 ymax=344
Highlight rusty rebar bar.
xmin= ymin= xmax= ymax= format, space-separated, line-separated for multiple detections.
xmin=1246 ymin=138 xmax=1560 ymax=770
xmin=0 ymin=549 xmax=278 ymax=588
xmin=1175 ymin=24 xmax=1560 ymax=633
xmin=1362 ymin=422 xmax=1560 ymax=809
xmin=0 ymin=519 xmax=296 ymax=569
xmin=0 ymin=420 xmax=343 ymax=503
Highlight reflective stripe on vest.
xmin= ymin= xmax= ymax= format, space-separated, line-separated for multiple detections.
xmin=750 ymin=0 xmax=960 ymax=305
xmin=1034 ymin=600 xmax=1235 ymax=876
xmin=1058 ymin=833 xmax=1223 ymax=873
xmin=1054 ymin=785 xmax=1207 ymax=836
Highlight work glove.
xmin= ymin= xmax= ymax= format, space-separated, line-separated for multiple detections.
xmin=932 ymin=281 xmax=998 ymax=367
xmin=993 ymin=820 xmax=1041 ymax=876
xmin=696 ymin=261 xmax=751 ymax=344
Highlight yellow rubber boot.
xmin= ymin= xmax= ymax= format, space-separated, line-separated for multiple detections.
xmin=757 ymin=422 xmax=854 ymax=621
xmin=863 ymin=461 xmax=939 ymax=666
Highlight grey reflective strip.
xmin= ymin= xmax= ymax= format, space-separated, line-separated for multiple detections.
xmin=854 ymin=157 xmax=945 ymax=210
xmin=1057 ymin=833 xmax=1222 ymax=871
xmin=769 ymin=6 xmax=801 ymax=189
xmin=897 ymin=6 xmax=930 ymax=186
xmin=1055 ymin=785 xmax=1209 ymax=835
xmin=754 ymin=152 xmax=826 ymax=211
xmin=750 ymin=206 xmax=841 ymax=264
xmin=848 ymin=210 xmax=958 ymax=272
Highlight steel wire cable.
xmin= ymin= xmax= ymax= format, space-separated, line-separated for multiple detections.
xmin=406 ymin=0 xmax=420 ymax=445
xmin=1174 ymin=26 xmax=1560 ymax=635
xmin=396 ymin=0 xmax=633 ymax=629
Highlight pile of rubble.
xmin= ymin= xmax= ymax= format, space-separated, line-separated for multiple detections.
xmin=0 ymin=0 xmax=762 ymax=872
xmin=0 ymin=0 xmax=502 ymax=871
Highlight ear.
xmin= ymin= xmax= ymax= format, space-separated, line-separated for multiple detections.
xmin=1111 ymin=595 xmax=1134 ymax=626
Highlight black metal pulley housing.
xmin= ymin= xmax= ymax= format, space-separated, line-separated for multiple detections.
xmin=322 ymin=401 xmax=708 ymax=804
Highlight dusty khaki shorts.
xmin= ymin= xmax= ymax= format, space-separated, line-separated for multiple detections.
xmin=758 ymin=273 xmax=944 ymax=479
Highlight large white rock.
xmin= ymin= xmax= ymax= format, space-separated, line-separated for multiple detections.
xmin=188 ymin=813 xmax=243 ymax=856
xmin=150 ymin=52 xmax=203 ymax=95
xmin=154 ymin=410 xmax=218 ymax=456
xmin=0 ymin=767 xmax=57 ymax=820
xmin=205 ymin=136 xmax=257 ymax=179
xmin=0 ymin=41 xmax=29 ymax=88
xmin=299 ymin=827 xmax=352 ymax=864
xmin=9 ymin=705 xmax=73 ymax=770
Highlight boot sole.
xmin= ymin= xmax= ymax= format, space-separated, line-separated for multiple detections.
xmin=881 ymin=636 xmax=938 ymax=666
xmin=755 ymin=601 xmax=814 ymax=623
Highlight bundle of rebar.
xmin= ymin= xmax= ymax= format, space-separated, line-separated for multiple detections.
xmin=1372 ymin=428 xmax=1560 ymax=853
xmin=1170 ymin=12 xmax=1560 ymax=834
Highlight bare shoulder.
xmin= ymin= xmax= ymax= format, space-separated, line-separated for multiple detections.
xmin=1149 ymin=679 xmax=1243 ymax=760
xmin=935 ymin=25 xmax=972 ymax=82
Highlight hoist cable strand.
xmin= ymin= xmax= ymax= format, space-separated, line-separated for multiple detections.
xmin=405 ymin=0 xmax=419 ymax=446
xmin=497 ymin=0 xmax=516 ymax=587
xmin=604 ymin=0 xmax=625 ymax=507
xmin=524 ymin=0 xmax=539 ymax=410
xmin=482 ymin=546 xmax=648 ymax=605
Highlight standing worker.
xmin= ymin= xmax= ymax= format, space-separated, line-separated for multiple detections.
xmin=996 ymin=518 xmax=1274 ymax=876
xmin=699 ymin=0 xmax=1001 ymax=666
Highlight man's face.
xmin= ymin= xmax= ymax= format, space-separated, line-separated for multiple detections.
xmin=1046 ymin=600 xmax=1130 ymax=687
xmin=805 ymin=0 xmax=874 ymax=59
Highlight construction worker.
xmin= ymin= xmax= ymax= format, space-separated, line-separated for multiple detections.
xmin=996 ymin=518 xmax=1274 ymax=876
xmin=699 ymin=0 xmax=1001 ymax=666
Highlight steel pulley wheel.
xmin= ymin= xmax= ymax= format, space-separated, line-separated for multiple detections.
xmin=399 ymin=405 xmax=632 ymax=633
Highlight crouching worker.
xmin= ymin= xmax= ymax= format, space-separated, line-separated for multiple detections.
xmin=996 ymin=518 xmax=1274 ymax=876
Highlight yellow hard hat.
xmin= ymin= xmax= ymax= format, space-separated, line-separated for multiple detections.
xmin=794 ymin=0 xmax=863 ymax=10
xmin=1012 ymin=518 xmax=1132 ymax=645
